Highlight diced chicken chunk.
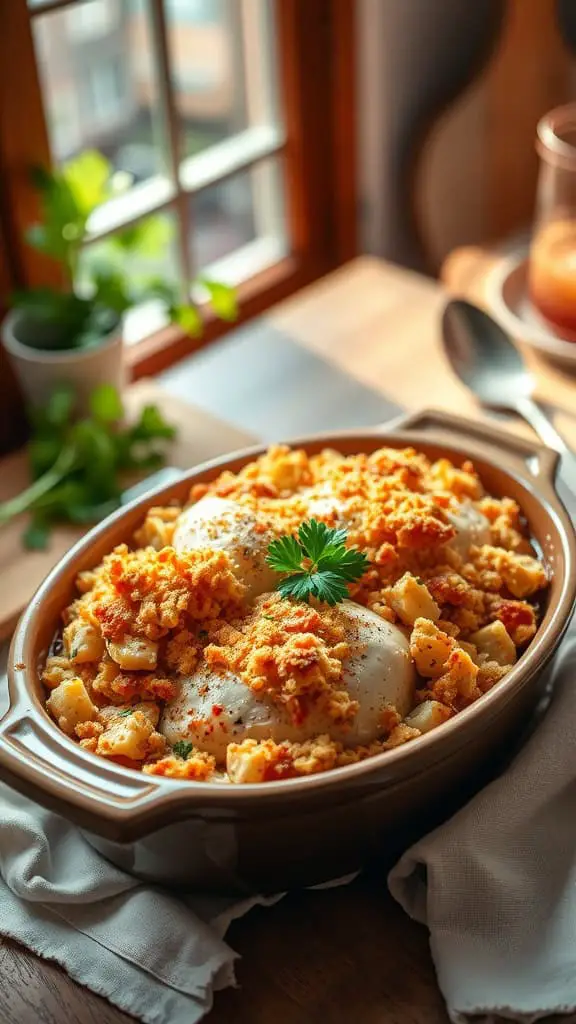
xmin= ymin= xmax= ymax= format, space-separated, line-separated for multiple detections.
xmin=405 ymin=699 xmax=451 ymax=734
xmin=469 ymin=621 xmax=516 ymax=667
xmin=96 ymin=710 xmax=155 ymax=760
xmin=46 ymin=677 xmax=98 ymax=736
xmin=106 ymin=636 xmax=158 ymax=671
xmin=99 ymin=701 xmax=161 ymax=728
xmin=226 ymin=739 xmax=271 ymax=783
xmin=434 ymin=649 xmax=479 ymax=703
xmin=64 ymin=618 xmax=105 ymax=664
xmin=410 ymin=617 xmax=455 ymax=678
xmin=388 ymin=573 xmax=440 ymax=627
xmin=473 ymin=545 xmax=547 ymax=599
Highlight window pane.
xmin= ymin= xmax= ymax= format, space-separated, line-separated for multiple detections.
xmin=166 ymin=0 xmax=280 ymax=162
xmin=33 ymin=0 xmax=166 ymax=185
xmin=190 ymin=158 xmax=287 ymax=274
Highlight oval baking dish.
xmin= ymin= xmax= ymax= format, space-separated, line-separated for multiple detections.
xmin=1 ymin=409 xmax=575 ymax=894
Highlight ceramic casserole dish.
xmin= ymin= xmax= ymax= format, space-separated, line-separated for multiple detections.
xmin=1 ymin=409 xmax=574 ymax=894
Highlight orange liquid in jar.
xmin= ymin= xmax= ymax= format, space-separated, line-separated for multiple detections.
xmin=529 ymin=219 xmax=576 ymax=340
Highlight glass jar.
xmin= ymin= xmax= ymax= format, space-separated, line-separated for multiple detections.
xmin=529 ymin=103 xmax=576 ymax=341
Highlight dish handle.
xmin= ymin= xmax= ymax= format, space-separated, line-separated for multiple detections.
xmin=0 ymin=695 xmax=181 ymax=840
xmin=384 ymin=407 xmax=560 ymax=487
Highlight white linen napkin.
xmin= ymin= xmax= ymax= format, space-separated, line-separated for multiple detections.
xmin=389 ymin=620 xmax=576 ymax=1024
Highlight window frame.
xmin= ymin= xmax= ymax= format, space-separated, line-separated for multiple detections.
xmin=0 ymin=0 xmax=357 ymax=380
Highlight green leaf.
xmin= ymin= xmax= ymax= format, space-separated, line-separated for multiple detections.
xmin=117 ymin=707 xmax=134 ymax=718
xmin=145 ymin=277 xmax=179 ymax=306
xmin=28 ymin=437 xmax=62 ymax=480
xmin=198 ymin=278 xmax=238 ymax=322
xmin=47 ymin=384 xmax=76 ymax=426
xmin=170 ymin=303 xmax=203 ymax=337
xmin=22 ymin=518 xmax=51 ymax=551
xmin=328 ymin=547 xmax=369 ymax=581
xmin=113 ymin=215 xmax=174 ymax=257
xmin=91 ymin=271 xmax=132 ymax=316
xmin=266 ymin=535 xmax=303 ymax=574
xmin=277 ymin=572 xmax=314 ymax=603
xmin=62 ymin=150 xmax=111 ymax=216
xmin=173 ymin=740 xmax=193 ymax=760
xmin=131 ymin=404 xmax=176 ymax=442
xmin=267 ymin=519 xmax=369 ymax=606
xmin=28 ymin=480 xmax=90 ymax=516
xmin=308 ymin=571 xmax=350 ymax=606
xmin=29 ymin=163 xmax=86 ymax=268
xmin=298 ymin=520 xmax=345 ymax=565
xmin=71 ymin=419 xmax=118 ymax=499
xmin=89 ymin=384 xmax=124 ymax=424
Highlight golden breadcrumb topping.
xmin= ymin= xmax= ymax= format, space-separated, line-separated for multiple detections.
xmin=203 ymin=595 xmax=355 ymax=725
xmin=79 ymin=543 xmax=246 ymax=644
xmin=143 ymin=750 xmax=215 ymax=779
xmin=41 ymin=443 xmax=548 ymax=784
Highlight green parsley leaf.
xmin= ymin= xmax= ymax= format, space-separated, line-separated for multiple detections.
xmin=0 ymin=383 xmax=176 ymax=547
xmin=23 ymin=518 xmax=50 ymax=551
xmin=267 ymin=519 xmax=369 ymax=606
xmin=117 ymin=707 xmax=134 ymax=718
xmin=173 ymin=740 xmax=193 ymax=760
xmin=298 ymin=519 xmax=346 ymax=565
xmin=266 ymin=534 xmax=304 ymax=574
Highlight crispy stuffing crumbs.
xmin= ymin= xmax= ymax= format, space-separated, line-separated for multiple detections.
xmin=204 ymin=595 xmax=355 ymax=725
xmin=143 ymin=750 xmax=215 ymax=779
xmin=43 ymin=443 xmax=548 ymax=783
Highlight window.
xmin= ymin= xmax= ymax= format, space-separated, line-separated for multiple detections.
xmin=164 ymin=0 xmax=223 ymax=24
xmin=0 ymin=0 xmax=356 ymax=378
xmin=82 ymin=59 xmax=127 ymax=125
xmin=67 ymin=0 xmax=117 ymax=40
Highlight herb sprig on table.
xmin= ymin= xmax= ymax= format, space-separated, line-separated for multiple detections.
xmin=266 ymin=519 xmax=368 ymax=606
xmin=0 ymin=383 xmax=175 ymax=550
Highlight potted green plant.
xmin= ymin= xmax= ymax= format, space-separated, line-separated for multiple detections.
xmin=2 ymin=150 xmax=237 ymax=410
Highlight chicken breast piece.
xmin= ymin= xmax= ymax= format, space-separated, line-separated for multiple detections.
xmin=161 ymin=600 xmax=415 ymax=761
xmin=173 ymin=496 xmax=277 ymax=600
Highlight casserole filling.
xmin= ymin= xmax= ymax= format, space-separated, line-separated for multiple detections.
xmin=42 ymin=444 xmax=548 ymax=783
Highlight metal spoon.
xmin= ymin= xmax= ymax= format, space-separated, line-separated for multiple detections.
xmin=442 ymin=299 xmax=576 ymax=488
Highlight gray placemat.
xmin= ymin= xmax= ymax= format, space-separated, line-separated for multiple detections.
xmin=160 ymin=321 xmax=402 ymax=440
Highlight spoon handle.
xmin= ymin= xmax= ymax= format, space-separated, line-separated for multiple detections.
xmin=515 ymin=394 xmax=576 ymax=495
xmin=514 ymin=395 xmax=569 ymax=453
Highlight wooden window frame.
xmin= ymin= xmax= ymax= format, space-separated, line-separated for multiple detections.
xmin=0 ymin=0 xmax=357 ymax=381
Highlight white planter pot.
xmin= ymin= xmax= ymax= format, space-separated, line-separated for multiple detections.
xmin=1 ymin=309 xmax=126 ymax=411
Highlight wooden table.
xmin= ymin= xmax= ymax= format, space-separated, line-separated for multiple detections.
xmin=1 ymin=253 xmax=573 ymax=1024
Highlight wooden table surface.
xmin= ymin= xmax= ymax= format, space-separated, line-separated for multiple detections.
xmin=2 ymin=253 xmax=575 ymax=1024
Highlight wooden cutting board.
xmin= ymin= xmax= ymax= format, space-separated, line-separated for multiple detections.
xmin=0 ymin=379 xmax=255 ymax=642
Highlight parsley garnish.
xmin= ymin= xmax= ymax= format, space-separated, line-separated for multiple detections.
xmin=173 ymin=740 xmax=193 ymax=760
xmin=266 ymin=519 xmax=368 ymax=606
xmin=117 ymin=707 xmax=134 ymax=717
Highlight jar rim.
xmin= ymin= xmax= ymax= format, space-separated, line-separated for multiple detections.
xmin=537 ymin=103 xmax=576 ymax=169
